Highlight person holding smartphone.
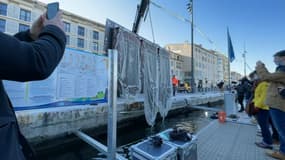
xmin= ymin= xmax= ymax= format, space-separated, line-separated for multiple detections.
xmin=0 ymin=8 xmax=66 ymax=160
xmin=255 ymin=50 xmax=285 ymax=159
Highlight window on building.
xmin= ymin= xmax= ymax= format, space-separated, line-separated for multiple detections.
xmin=185 ymin=72 xmax=191 ymax=77
xmin=19 ymin=24 xmax=29 ymax=32
xmin=93 ymin=42 xmax=98 ymax=51
xmin=77 ymin=38 xmax=84 ymax=48
xmin=20 ymin=9 xmax=31 ymax=21
xmin=175 ymin=70 xmax=178 ymax=76
xmin=0 ymin=19 xmax=5 ymax=32
xmin=177 ymin=56 xmax=180 ymax=60
xmin=63 ymin=22 xmax=70 ymax=32
xmin=0 ymin=3 xmax=7 ymax=16
xmin=66 ymin=35 xmax=70 ymax=45
xmin=93 ymin=30 xmax=99 ymax=40
xmin=78 ymin=26 xmax=85 ymax=36
xmin=176 ymin=62 xmax=182 ymax=69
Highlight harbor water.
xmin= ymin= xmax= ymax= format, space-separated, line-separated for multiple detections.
xmin=36 ymin=105 xmax=223 ymax=160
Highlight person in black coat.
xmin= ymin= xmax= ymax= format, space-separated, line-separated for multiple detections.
xmin=0 ymin=11 xmax=66 ymax=160
xmin=235 ymin=80 xmax=246 ymax=112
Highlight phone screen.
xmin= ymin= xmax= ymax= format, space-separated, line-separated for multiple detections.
xmin=47 ymin=2 xmax=59 ymax=20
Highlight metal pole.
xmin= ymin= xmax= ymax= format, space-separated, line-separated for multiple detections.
xmin=73 ymin=131 xmax=127 ymax=160
xmin=243 ymin=43 xmax=247 ymax=77
xmin=190 ymin=0 xmax=195 ymax=93
xmin=108 ymin=49 xmax=118 ymax=160
xmin=243 ymin=50 xmax=246 ymax=77
xmin=228 ymin=56 xmax=231 ymax=90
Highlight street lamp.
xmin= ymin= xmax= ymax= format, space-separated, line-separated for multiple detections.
xmin=187 ymin=0 xmax=194 ymax=93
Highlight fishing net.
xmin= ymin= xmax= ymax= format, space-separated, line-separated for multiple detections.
xmin=113 ymin=29 xmax=141 ymax=97
xmin=141 ymin=41 xmax=159 ymax=126
xmin=110 ymin=24 xmax=172 ymax=126
xmin=158 ymin=48 xmax=172 ymax=118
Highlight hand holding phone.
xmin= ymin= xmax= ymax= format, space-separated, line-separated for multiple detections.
xmin=43 ymin=11 xmax=64 ymax=32
xmin=47 ymin=2 xmax=59 ymax=20
xmin=44 ymin=2 xmax=64 ymax=32
xmin=30 ymin=15 xmax=44 ymax=40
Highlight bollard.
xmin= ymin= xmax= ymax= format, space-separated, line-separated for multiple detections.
xmin=218 ymin=111 xmax=226 ymax=123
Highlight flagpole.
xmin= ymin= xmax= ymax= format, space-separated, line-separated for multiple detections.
xmin=243 ymin=43 xmax=247 ymax=77
xmin=187 ymin=0 xmax=195 ymax=93
xmin=191 ymin=0 xmax=194 ymax=93
xmin=228 ymin=55 xmax=231 ymax=90
xmin=227 ymin=28 xmax=230 ymax=90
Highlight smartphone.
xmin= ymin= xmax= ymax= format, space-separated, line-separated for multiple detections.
xmin=47 ymin=2 xmax=59 ymax=20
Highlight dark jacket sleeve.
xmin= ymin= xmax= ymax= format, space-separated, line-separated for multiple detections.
xmin=13 ymin=29 xmax=34 ymax=42
xmin=0 ymin=25 xmax=66 ymax=82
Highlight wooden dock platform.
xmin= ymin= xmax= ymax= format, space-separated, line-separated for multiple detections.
xmin=196 ymin=113 xmax=278 ymax=160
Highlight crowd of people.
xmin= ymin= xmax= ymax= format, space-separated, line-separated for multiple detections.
xmin=235 ymin=50 xmax=285 ymax=159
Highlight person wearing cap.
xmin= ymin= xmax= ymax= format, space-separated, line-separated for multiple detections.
xmin=255 ymin=50 xmax=285 ymax=159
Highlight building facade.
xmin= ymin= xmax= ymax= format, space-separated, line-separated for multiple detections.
xmin=165 ymin=42 xmax=218 ymax=89
xmin=231 ymin=71 xmax=242 ymax=83
xmin=0 ymin=0 xmax=105 ymax=54
xmin=169 ymin=51 xmax=185 ymax=81
xmin=215 ymin=52 xmax=224 ymax=83
xmin=222 ymin=55 xmax=230 ymax=84
xmin=215 ymin=51 xmax=230 ymax=84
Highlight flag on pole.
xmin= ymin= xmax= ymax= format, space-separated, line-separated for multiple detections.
xmin=227 ymin=28 xmax=235 ymax=62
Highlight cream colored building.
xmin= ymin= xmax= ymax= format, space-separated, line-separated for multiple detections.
xmin=0 ymin=0 xmax=105 ymax=54
xmin=215 ymin=51 xmax=230 ymax=84
xmin=222 ymin=55 xmax=230 ymax=84
xmin=231 ymin=71 xmax=242 ymax=83
xmin=165 ymin=42 xmax=218 ymax=89
xmin=215 ymin=52 xmax=224 ymax=83
xmin=169 ymin=50 xmax=186 ymax=82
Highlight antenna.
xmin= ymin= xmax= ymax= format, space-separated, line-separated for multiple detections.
xmin=242 ymin=43 xmax=247 ymax=76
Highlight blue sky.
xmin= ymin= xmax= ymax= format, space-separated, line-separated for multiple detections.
xmin=39 ymin=0 xmax=285 ymax=75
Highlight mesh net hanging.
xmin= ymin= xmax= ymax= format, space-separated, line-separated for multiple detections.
xmin=158 ymin=48 xmax=172 ymax=118
xmin=108 ymin=21 xmax=172 ymax=126
xmin=141 ymin=41 xmax=159 ymax=126
xmin=113 ymin=29 xmax=141 ymax=97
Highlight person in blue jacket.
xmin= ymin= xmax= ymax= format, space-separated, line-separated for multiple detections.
xmin=0 ymin=11 xmax=66 ymax=160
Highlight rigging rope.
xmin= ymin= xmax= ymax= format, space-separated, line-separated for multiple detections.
xmin=150 ymin=0 xmax=216 ymax=49
xmin=148 ymin=5 xmax=156 ymax=43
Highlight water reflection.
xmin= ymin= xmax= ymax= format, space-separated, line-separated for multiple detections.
xmin=38 ymin=108 xmax=219 ymax=160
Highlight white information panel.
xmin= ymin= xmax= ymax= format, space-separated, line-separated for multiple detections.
xmin=3 ymin=48 xmax=108 ymax=110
